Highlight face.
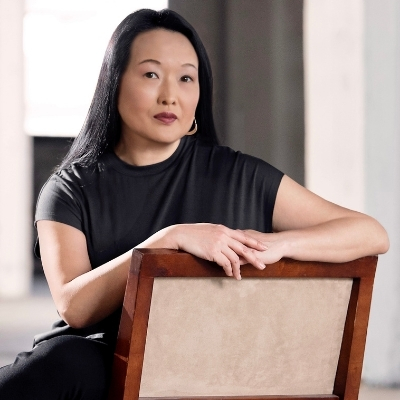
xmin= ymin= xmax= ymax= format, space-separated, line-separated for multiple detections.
xmin=117 ymin=29 xmax=200 ymax=155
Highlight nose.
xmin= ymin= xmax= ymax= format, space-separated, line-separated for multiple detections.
xmin=158 ymin=78 xmax=177 ymax=106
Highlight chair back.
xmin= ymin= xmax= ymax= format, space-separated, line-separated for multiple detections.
xmin=108 ymin=249 xmax=377 ymax=400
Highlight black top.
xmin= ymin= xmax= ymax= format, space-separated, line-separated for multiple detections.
xmin=34 ymin=136 xmax=284 ymax=346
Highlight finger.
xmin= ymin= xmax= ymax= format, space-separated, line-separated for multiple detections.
xmin=211 ymin=252 xmax=234 ymax=278
xmin=238 ymin=255 xmax=247 ymax=265
xmin=229 ymin=242 xmax=266 ymax=271
xmin=221 ymin=247 xmax=242 ymax=280
xmin=233 ymin=229 xmax=267 ymax=251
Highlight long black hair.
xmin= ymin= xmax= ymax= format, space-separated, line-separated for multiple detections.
xmin=58 ymin=8 xmax=218 ymax=170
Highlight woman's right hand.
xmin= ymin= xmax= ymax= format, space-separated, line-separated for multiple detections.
xmin=136 ymin=223 xmax=267 ymax=280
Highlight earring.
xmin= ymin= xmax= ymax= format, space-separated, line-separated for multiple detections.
xmin=187 ymin=118 xmax=197 ymax=135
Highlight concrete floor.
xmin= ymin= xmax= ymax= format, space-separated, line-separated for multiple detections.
xmin=0 ymin=277 xmax=399 ymax=399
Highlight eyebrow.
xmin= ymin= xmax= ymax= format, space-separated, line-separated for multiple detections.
xmin=138 ymin=59 xmax=198 ymax=70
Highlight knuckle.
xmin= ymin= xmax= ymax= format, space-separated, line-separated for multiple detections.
xmin=209 ymin=247 xmax=220 ymax=259
xmin=231 ymin=256 xmax=240 ymax=266
xmin=235 ymin=228 xmax=245 ymax=236
xmin=215 ymin=224 xmax=228 ymax=234
xmin=215 ymin=232 xmax=225 ymax=241
xmin=248 ymin=248 xmax=257 ymax=257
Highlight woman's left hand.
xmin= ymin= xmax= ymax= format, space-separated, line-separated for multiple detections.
xmin=239 ymin=230 xmax=285 ymax=265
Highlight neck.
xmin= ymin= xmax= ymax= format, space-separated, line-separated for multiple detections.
xmin=114 ymin=137 xmax=181 ymax=166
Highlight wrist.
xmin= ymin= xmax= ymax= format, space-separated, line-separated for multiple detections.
xmin=135 ymin=225 xmax=181 ymax=250
xmin=167 ymin=224 xmax=188 ymax=250
xmin=272 ymin=230 xmax=297 ymax=259
xmin=163 ymin=224 xmax=182 ymax=249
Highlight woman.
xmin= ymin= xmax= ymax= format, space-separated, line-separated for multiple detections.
xmin=0 ymin=8 xmax=389 ymax=400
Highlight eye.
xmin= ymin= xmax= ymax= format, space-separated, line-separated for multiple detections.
xmin=144 ymin=72 xmax=158 ymax=79
xmin=180 ymin=75 xmax=194 ymax=83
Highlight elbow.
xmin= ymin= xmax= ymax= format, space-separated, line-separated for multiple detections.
xmin=377 ymin=229 xmax=390 ymax=254
xmin=58 ymin=303 xmax=92 ymax=329
xmin=62 ymin=316 xmax=87 ymax=330
xmin=371 ymin=219 xmax=390 ymax=255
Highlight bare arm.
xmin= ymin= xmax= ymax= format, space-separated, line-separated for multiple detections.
xmin=38 ymin=176 xmax=388 ymax=329
xmin=245 ymin=175 xmax=389 ymax=264
xmin=37 ymin=221 xmax=132 ymax=329
xmin=37 ymin=221 xmax=267 ymax=329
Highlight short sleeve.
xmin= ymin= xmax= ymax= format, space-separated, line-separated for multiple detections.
xmin=34 ymin=174 xmax=83 ymax=258
xmin=231 ymin=150 xmax=283 ymax=232
xmin=260 ymin=160 xmax=284 ymax=228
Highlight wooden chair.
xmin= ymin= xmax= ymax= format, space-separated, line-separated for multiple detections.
xmin=108 ymin=249 xmax=377 ymax=400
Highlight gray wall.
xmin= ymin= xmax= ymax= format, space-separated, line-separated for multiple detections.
xmin=33 ymin=137 xmax=72 ymax=274
xmin=363 ymin=0 xmax=400 ymax=385
xmin=0 ymin=0 xmax=32 ymax=297
xmin=169 ymin=0 xmax=305 ymax=184
xmin=304 ymin=0 xmax=400 ymax=385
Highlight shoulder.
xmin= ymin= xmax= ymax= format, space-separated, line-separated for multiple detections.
xmin=41 ymin=155 xmax=112 ymax=194
xmin=192 ymin=139 xmax=283 ymax=178
xmin=35 ymin=158 xmax=110 ymax=228
xmin=38 ymin=164 xmax=95 ymax=201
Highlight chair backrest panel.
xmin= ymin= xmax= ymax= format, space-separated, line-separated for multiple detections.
xmin=140 ymin=277 xmax=352 ymax=396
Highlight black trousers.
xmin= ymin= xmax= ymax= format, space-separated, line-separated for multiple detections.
xmin=0 ymin=335 xmax=113 ymax=400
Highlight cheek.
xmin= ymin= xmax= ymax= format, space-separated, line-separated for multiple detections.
xmin=118 ymin=79 xmax=154 ymax=120
xmin=184 ymin=87 xmax=200 ymax=117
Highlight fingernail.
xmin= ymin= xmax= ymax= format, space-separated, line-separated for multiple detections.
xmin=260 ymin=244 xmax=268 ymax=250
xmin=258 ymin=262 xmax=266 ymax=269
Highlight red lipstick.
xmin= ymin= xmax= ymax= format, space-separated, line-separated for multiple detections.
xmin=154 ymin=112 xmax=177 ymax=124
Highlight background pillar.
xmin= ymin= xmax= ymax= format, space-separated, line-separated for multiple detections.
xmin=0 ymin=0 xmax=32 ymax=298
xmin=363 ymin=0 xmax=400 ymax=385
xmin=225 ymin=0 xmax=304 ymax=184
xmin=304 ymin=0 xmax=364 ymax=211
xmin=305 ymin=0 xmax=400 ymax=385
xmin=169 ymin=0 xmax=305 ymax=184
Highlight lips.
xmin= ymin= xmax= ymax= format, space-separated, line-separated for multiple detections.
xmin=154 ymin=112 xmax=177 ymax=124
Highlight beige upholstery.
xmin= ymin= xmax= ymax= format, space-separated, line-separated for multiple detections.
xmin=139 ymin=277 xmax=352 ymax=396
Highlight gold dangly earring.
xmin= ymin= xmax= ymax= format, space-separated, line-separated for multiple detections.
xmin=187 ymin=118 xmax=197 ymax=135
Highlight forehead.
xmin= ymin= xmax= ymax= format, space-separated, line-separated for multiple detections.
xmin=129 ymin=29 xmax=198 ymax=66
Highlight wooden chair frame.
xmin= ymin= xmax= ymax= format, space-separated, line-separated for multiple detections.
xmin=108 ymin=249 xmax=377 ymax=400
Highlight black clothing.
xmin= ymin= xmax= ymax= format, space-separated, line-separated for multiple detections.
xmin=0 ymin=336 xmax=112 ymax=400
xmin=34 ymin=136 xmax=283 ymax=346
xmin=0 ymin=136 xmax=283 ymax=399
xmin=35 ymin=136 xmax=282 ymax=267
